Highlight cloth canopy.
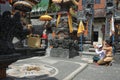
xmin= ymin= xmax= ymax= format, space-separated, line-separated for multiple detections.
xmin=13 ymin=1 xmax=32 ymax=12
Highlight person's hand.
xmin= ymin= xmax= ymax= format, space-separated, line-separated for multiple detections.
xmin=103 ymin=40 xmax=106 ymax=47
xmin=93 ymin=44 xmax=97 ymax=48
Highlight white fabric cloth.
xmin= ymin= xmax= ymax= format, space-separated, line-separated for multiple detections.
xmin=97 ymin=44 xmax=102 ymax=48
xmin=95 ymin=49 xmax=105 ymax=60
xmin=110 ymin=15 xmax=115 ymax=36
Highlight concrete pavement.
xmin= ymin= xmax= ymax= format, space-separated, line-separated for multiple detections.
xmin=73 ymin=52 xmax=120 ymax=80
xmin=6 ymin=56 xmax=88 ymax=80
xmin=73 ymin=63 xmax=120 ymax=80
xmin=4 ymin=52 xmax=120 ymax=80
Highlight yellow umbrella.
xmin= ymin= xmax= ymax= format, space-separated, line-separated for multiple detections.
xmin=77 ymin=20 xmax=85 ymax=37
xmin=52 ymin=0 xmax=70 ymax=3
xmin=52 ymin=0 xmax=62 ymax=3
xmin=39 ymin=15 xmax=52 ymax=21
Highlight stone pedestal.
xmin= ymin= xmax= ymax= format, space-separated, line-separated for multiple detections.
xmin=83 ymin=44 xmax=91 ymax=51
xmin=50 ymin=48 xmax=69 ymax=58
xmin=0 ymin=54 xmax=20 ymax=79
xmin=0 ymin=68 xmax=6 ymax=78
xmin=50 ymin=47 xmax=78 ymax=58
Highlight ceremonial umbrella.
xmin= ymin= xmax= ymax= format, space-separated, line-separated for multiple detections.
xmin=77 ymin=20 xmax=85 ymax=51
xmin=39 ymin=15 xmax=53 ymax=21
xmin=77 ymin=20 xmax=85 ymax=36
xmin=24 ymin=0 xmax=39 ymax=6
xmin=13 ymin=1 xmax=32 ymax=12
xmin=39 ymin=14 xmax=53 ymax=31
xmin=52 ymin=0 xmax=70 ymax=3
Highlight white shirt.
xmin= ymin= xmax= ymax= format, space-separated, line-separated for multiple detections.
xmin=95 ymin=49 xmax=105 ymax=60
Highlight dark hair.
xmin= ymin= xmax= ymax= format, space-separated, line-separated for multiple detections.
xmin=2 ymin=11 xmax=11 ymax=18
xmin=105 ymin=39 xmax=112 ymax=46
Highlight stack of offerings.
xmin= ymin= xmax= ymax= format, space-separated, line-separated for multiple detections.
xmin=27 ymin=34 xmax=41 ymax=48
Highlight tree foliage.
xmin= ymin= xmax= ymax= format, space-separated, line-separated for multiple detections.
xmin=48 ymin=3 xmax=60 ymax=13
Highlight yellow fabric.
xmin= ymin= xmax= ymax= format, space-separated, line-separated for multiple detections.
xmin=69 ymin=7 xmax=76 ymax=16
xmin=104 ymin=57 xmax=113 ymax=62
xmin=68 ymin=14 xmax=73 ymax=33
xmin=77 ymin=20 xmax=85 ymax=36
xmin=9 ymin=0 xmax=13 ymax=3
xmin=56 ymin=14 xmax=61 ymax=27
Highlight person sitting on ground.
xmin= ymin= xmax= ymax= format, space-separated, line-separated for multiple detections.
xmin=93 ymin=44 xmax=106 ymax=63
xmin=97 ymin=40 xmax=113 ymax=66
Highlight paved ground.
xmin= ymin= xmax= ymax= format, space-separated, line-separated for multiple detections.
xmin=72 ymin=52 xmax=120 ymax=80
xmin=73 ymin=63 xmax=120 ymax=80
xmin=6 ymin=56 xmax=87 ymax=80
xmin=3 ymin=52 xmax=120 ymax=80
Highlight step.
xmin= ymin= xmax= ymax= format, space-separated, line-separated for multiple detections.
xmin=116 ymin=50 xmax=120 ymax=52
xmin=89 ymin=45 xmax=94 ymax=48
xmin=84 ymin=41 xmax=92 ymax=44
xmin=89 ymin=48 xmax=95 ymax=52
xmin=79 ymin=51 xmax=97 ymax=56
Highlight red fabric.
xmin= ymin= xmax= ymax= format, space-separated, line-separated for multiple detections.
xmin=8 ymin=0 xmax=12 ymax=3
xmin=42 ymin=34 xmax=48 ymax=39
xmin=0 ymin=0 xmax=6 ymax=4
xmin=0 ymin=0 xmax=12 ymax=4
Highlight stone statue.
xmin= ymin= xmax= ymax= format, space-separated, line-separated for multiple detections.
xmin=0 ymin=11 xmax=30 ymax=55
xmin=49 ymin=17 xmax=79 ymax=58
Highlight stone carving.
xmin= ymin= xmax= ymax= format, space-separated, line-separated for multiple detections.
xmin=105 ymin=0 xmax=115 ymax=40
xmin=49 ymin=17 xmax=79 ymax=58
xmin=52 ymin=0 xmax=74 ymax=12
xmin=0 ymin=11 xmax=30 ymax=78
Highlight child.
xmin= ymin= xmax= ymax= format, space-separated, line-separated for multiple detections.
xmin=93 ymin=44 xmax=106 ymax=63
xmin=97 ymin=40 xmax=113 ymax=66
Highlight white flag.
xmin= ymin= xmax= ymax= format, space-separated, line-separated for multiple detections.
xmin=110 ymin=15 xmax=115 ymax=36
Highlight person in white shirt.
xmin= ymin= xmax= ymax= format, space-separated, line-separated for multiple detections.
xmin=93 ymin=44 xmax=106 ymax=63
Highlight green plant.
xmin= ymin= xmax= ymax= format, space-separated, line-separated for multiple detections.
xmin=48 ymin=3 xmax=60 ymax=13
